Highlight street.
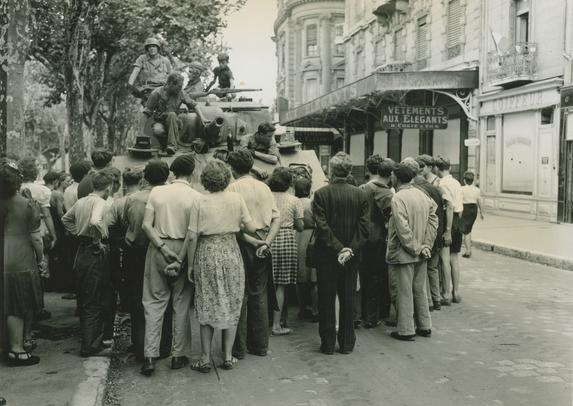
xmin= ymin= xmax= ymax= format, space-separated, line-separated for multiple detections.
xmin=106 ymin=249 xmax=573 ymax=406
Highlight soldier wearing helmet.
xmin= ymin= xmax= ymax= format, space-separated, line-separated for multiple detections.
xmin=205 ymin=52 xmax=235 ymax=93
xmin=184 ymin=61 xmax=206 ymax=95
xmin=128 ymin=37 xmax=173 ymax=102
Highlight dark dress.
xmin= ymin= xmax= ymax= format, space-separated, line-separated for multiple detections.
xmin=1 ymin=195 xmax=43 ymax=318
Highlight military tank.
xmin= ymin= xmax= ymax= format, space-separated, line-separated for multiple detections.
xmin=113 ymin=93 xmax=328 ymax=192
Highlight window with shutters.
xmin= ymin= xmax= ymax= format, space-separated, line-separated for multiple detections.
xmin=334 ymin=23 xmax=345 ymax=56
xmin=394 ymin=28 xmax=406 ymax=61
xmin=375 ymin=38 xmax=386 ymax=66
xmin=416 ymin=16 xmax=429 ymax=69
xmin=446 ymin=0 xmax=463 ymax=59
xmin=306 ymin=24 xmax=318 ymax=57
xmin=514 ymin=0 xmax=530 ymax=43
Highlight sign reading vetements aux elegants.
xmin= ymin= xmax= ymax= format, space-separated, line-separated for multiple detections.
xmin=380 ymin=105 xmax=448 ymax=129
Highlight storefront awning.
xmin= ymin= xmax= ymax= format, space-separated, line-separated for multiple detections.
xmin=281 ymin=70 xmax=479 ymax=126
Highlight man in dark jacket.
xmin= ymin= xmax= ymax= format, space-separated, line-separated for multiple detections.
xmin=357 ymin=155 xmax=394 ymax=328
xmin=312 ymin=152 xmax=369 ymax=354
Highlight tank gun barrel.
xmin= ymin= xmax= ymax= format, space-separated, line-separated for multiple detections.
xmin=186 ymin=88 xmax=262 ymax=99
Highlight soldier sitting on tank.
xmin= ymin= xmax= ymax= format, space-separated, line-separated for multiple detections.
xmin=184 ymin=62 xmax=206 ymax=95
xmin=144 ymin=72 xmax=197 ymax=156
xmin=128 ymin=37 xmax=173 ymax=102
xmin=240 ymin=122 xmax=280 ymax=163
xmin=205 ymin=53 xmax=235 ymax=96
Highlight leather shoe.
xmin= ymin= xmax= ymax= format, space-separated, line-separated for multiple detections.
xmin=390 ymin=331 xmax=415 ymax=341
xmin=140 ymin=357 xmax=155 ymax=376
xmin=171 ymin=356 xmax=189 ymax=370
xmin=440 ymin=299 xmax=452 ymax=306
xmin=363 ymin=320 xmax=382 ymax=329
xmin=433 ymin=301 xmax=442 ymax=311
xmin=415 ymin=328 xmax=432 ymax=337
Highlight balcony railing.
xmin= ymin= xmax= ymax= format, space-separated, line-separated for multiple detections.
xmin=487 ymin=42 xmax=537 ymax=88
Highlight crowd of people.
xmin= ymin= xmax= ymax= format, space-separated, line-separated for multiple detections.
xmin=0 ymin=147 xmax=483 ymax=373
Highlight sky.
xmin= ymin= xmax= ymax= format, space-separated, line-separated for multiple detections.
xmin=221 ymin=0 xmax=278 ymax=107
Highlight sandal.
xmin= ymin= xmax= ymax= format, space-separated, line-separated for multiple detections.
xmin=190 ymin=359 xmax=211 ymax=373
xmin=271 ymin=327 xmax=292 ymax=336
xmin=222 ymin=357 xmax=238 ymax=370
xmin=6 ymin=351 xmax=40 ymax=367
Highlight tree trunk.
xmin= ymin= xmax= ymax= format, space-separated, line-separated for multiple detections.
xmin=2 ymin=0 xmax=30 ymax=158
xmin=64 ymin=0 xmax=98 ymax=163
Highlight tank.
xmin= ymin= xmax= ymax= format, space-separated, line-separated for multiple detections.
xmin=114 ymin=97 xmax=328 ymax=192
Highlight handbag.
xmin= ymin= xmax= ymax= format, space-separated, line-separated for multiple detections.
xmin=305 ymin=229 xmax=318 ymax=268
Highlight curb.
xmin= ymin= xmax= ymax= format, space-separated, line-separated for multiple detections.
xmin=68 ymin=356 xmax=111 ymax=406
xmin=473 ymin=240 xmax=573 ymax=271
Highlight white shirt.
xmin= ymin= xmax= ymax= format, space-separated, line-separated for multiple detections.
xmin=461 ymin=184 xmax=481 ymax=204
xmin=63 ymin=182 xmax=79 ymax=211
xmin=439 ymin=174 xmax=464 ymax=214
xmin=227 ymin=175 xmax=279 ymax=230
xmin=21 ymin=182 xmax=51 ymax=208
xmin=145 ymin=179 xmax=201 ymax=239
xmin=62 ymin=193 xmax=109 ymax=239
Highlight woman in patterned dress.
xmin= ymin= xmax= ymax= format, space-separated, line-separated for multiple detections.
xmin=268 ymin=168 xmax=304 ymax=336
xmin=176 ymin=160 xmax=256 ymax=372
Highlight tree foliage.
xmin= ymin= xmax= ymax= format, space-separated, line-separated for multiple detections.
xmin=28 ymin=0 xmax=245 ymax=161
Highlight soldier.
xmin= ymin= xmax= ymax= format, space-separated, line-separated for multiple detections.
xmin=144 ymin=72 xmax=197 ymax=156
xmin=205 ymin=53 xmax=235 ymax=92
xmin=128 ymin=37 xmax=173 ymax=102
xmin=184 ymin=62 xmax=206 ymax=95
xmin=240 ymin=122 xmax=280 ymax=161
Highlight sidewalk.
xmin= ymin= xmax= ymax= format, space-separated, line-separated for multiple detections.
xmin=0 ymin=293 xmax=110 ymax=406
xmin=472 ymin=214 xmax=573 ymax=271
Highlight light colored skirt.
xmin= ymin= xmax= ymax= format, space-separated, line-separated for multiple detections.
xmin=194 ymin=233 xmax=245 ymax=329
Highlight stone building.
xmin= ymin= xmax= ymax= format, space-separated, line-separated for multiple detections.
xmin=280 ymin=0 xmax=482 ymax=182
xmin=273 ymin=0 xmax=346 ymax=169
xmin=480 ymin=0 xmax=570 ymax=222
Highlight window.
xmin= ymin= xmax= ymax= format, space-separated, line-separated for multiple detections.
xmin=416 ymin=16 xmax=429 ymax=68
xmin=334 ymin=23 xmax=344 ymax=55
xmin=394 ymin=28 xmax=406 ymax=61
xmin=375 ymin=39 xmax=386 ymax=66
xmin=447 ymin=0 xmax=463 ymax=58
xmin=306 ymin=24 xmax=318 ymax=57
xmin=336 ymin=77 xmax=345 ymax=89
xmin=304 ymin=78 xmax=318 ymax=103
xmin=541 ymin=107 xmax=554 ymax=125
xmin=486 ymin=116 xmax=496 ymax=131
xmin=515 ymin=0 xmax=530 ymax=43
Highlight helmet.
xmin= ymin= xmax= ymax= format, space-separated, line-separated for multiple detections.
xmin=189 ymin=61 xmax=205 ymax=72
xmin=144 ymin=37 xmax=161 ymax=49
xmin=217 ymin=53 xmax=229 ymax=62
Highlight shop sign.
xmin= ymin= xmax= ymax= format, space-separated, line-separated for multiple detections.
xmin=380 ymin=105 xmax=448 ymax=129
xmin=464 ymin=138 xmax=481 ymax=147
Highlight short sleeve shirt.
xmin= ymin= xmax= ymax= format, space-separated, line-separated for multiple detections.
xmin=461 ymin=185 xmax=481 ymax=204
xmin=134 ymin=54 xmax=172 ymax=84
xmin=145 ymin=180 xmax=201 ymax=239
xmin=439 ymin=175 xmax=464 ymax=214
xmin=63 ymin=182 xmax=79 ymax=211
xmin=188 ymin=191 xmax=252 ymax=235
xmin=21 ymin=182 xmax=51 ymax=208
xmin=273 ymin=192 xmax=303 ymax=228
xmin=227 ymin=175 xmax=279 ymax=230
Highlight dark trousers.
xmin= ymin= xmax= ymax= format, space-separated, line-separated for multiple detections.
xmin=103 ymin=244 xmax=122 ymax=340
xmin=357 ymin=241 xmax=389 ymax=323
xmin=233 ymin=238 xmax=276 ymax=357
xmin=317 ymin=258 xmax=357 ymax=353
xmin=125 ymin=245 xmax=172 ymax=359
xmin=75 ymin=240 xmax=112 ymax=355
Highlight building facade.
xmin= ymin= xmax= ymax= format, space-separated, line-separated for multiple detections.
xmin=479 ymin=0 xmax=569 ymax=222
xmin=341 ymin=0 xmax=481 ymax=181
xmin=274 ymin=0 xmax=346 ymax=168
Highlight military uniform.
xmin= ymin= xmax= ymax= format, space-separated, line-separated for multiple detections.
xmin=240 ymin=132 xmax=279 ymax=157
xmin=133 ymin=54 xmax=172 ymax=87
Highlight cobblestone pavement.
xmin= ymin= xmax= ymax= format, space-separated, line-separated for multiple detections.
xmin=107 ymin=250 xmax=573 ymax=406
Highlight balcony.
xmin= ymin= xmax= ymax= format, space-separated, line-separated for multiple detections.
xmin=487 ymin=42 xmax=537 ymax=88
xmin=373 ymin=0 xmax=409 ymax=25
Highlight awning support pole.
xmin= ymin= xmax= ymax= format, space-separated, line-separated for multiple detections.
xmin=432 ymin=90 xmax=478 ymax=122
xmin=343 ymin=118 xmax=350 ymax=154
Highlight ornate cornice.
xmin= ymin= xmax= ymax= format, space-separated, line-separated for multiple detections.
xmin=274 ymin=0 xmax=345 ymax=34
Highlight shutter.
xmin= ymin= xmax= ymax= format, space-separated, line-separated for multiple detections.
xmin=395 ymin=28 xmax=405 ymax=60
xmin=417 ymin=16 xmax=428 ymax=60
xmin=307 ymin=25 xmax=317 ymax=45
xmin=447 ymin=0 xmax=462 ymax=48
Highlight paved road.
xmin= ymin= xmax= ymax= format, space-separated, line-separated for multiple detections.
xmin=106 ymin=250 xmax=573 ymax=406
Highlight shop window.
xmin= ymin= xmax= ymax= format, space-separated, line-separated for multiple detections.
xmin=416 ymin=16 xmax=429 ymax=68
xmin=502 ymin=112 xmax=535 ymax=194
xmin=447 ymin=0 xmax=463 ymax=58
xmin=541 ymin=107 xmax=554 ymax=125
xmin=306 ymin=24 xmax=318 ymax=57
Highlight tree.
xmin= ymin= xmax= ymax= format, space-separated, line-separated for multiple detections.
xmin=29 ymin=0 xmax=246 ymax=162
